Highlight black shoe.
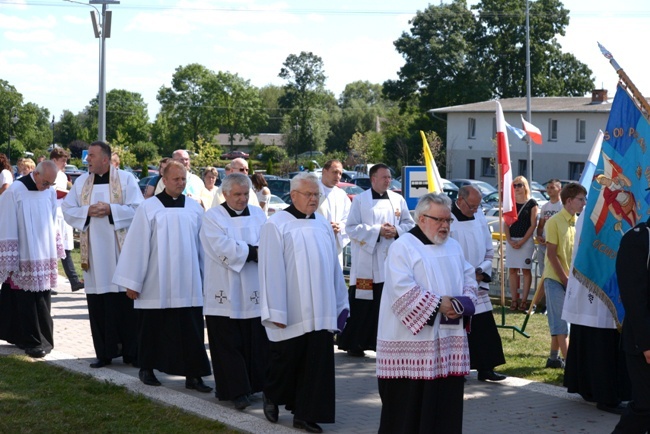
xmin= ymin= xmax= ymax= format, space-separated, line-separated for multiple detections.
xmin=293 ymin=417 xmax=323 ymax=433
xmin=90 ymin=358 xmax=112 ymax=368
xmin=477 ymin=370 xmax=506 ymax=382
xmin=139 ymin=369 xmax=161 ymax=386
xmin=346 ymin=349 xmax=365 ymax=357
xmin=263 ymin=393 xmax=279 ymax=423
xmin=597 ymin=402 xmax=628 ymax=415
xmin=232 ymin=394 xmax=251 ymax=410
xmin=71 ymin=281 xmax=85 ymax=292
xmin=185 ymin=377 xmax=212 ymax=393
xmin=51 ymin=290 xmax=58 ymax=296
xmin=25 ymin=348 xmax=46 ymax=358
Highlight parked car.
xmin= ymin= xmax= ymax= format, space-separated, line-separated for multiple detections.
xmin=138 ymin=175 xmax=156 ymax=194
xmin=350 ymin=176 xmax=371 ymax=190
xmin=267 ymin=178 xmax=291 ymax=198
xmin=450 ymin=178 xmax=497 ymax=196
xmin=440 ymin=178 xmax=460 ymax=202
xmin=483 ymin=189 xmax=549 ymax=210
xmin=221 ymin=150 xmax=249 ymax=160
xmin=337 ymin=182 xmax=364 ymax=201
xmin=267 ymin=194 xmax=290 ymax=216
xmin=65 ymin=165 xmax=85 ymax=184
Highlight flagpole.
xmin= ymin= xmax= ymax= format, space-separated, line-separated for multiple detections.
xmin=599 ymin=42 xmax=650 ymax=118
xmin=525 ymin=0 xmax=533 ymax=180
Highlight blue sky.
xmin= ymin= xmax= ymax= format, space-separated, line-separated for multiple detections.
xmin=1 ymin=0 xmax=649 ymax=121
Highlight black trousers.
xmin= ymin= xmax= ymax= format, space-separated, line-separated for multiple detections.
xmin=378 ymin=376 xmax=464 ymax=434
xmin=61 ymin=250 xmax=81 ymax=286
xmin=87 ymin=293 xmax=137 ymax=362
xmin=0 ymin=284 xmax=53 ymax=351
xmin=265 ymin=330 xmax=335 ymax=423
xmin=613 ymin=352 xmax=650 ymax=433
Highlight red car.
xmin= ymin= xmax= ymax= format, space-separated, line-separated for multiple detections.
xmin=337 ymin=182 xmax=365 ymax=201
xmin=220 ymin=150 xmax=249 ymax=160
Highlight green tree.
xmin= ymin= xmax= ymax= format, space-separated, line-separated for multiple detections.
xmin=348 ymin=131 xmax=385 ymax=165
xmin=259 ymin=85 xmax=285 ymax=133
xmin=278 ymin=52 xmax=332 ymax=157
xmin=151 ymin=112 xmax=173 ymax=156
xmin=205 ymin=71 xmax=268 ymax=151
xmin=81 ymin=90 xmax=150 ymax=145
xmin=17 ymin=103 xmax=52 ymax=152
xmin=384 ymin=0 xmax=594 ymax=113
xmin=192 ymin=136 xmax=222 ymax=169
xmin=157 ymin=64 xmax=219 ymax=148
xmin=130 ymin=141 xmax=159 ymax=175
xmin=0 ymin=80 xmax=24 ymax=157
xmin=55 ymin=110 xmax=83 ymax=147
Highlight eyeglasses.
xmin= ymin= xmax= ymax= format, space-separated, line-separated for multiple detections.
xmin=294 ymin=191 xmax=322 ymax=199
xmin=461 ymin=197 xmax=480 ymax=211
xmin=422 ymin=215 xmax=454 ymax=225
xmin=513 ymin=183 xmax=524 ymax=188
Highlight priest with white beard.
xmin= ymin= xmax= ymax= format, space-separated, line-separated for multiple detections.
xmin=63 ymin=141 xmax=143 ymax=368
xmin=377 ymin=193 xmax=477 ymax=434
xmin=113 ymin=161 xmax=212 ymax=392
xmin=0 ymin=161 xmax=62 ymax=358
xmin=259 ymin=172 xmax=349 ymax=434
xmin=316 ymin=159 xmax=351 ymax=268
xmin=339 ymin=163 xmax=414 ymax=357
xmin=201 ymin=173 xmax=269 ymax=410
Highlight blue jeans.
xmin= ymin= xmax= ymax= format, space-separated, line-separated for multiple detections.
xmin=544 ymin=278 xmax=568 ymax=335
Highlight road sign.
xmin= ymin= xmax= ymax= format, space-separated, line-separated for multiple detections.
xmin=81 ymin=150 xmax=88 ymax=165
xmin=402 ymin=166 xmax=431 ymax=210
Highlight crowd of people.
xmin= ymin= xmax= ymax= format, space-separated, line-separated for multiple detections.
xmin=1 ymin=146 xmax=649 ymax=433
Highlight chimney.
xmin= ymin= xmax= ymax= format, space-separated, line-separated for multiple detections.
xmin=591 ymin=89 xmax=608 ymax=104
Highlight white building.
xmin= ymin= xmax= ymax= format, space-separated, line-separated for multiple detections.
xmin=430 ymin=90 xmax=611 ymax=184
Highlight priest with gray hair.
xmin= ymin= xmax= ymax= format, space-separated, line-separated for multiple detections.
xmin=259 ymin=172 xmax=349 ymax=433
xmin=201 ymin=173 xmax=269 ymax=410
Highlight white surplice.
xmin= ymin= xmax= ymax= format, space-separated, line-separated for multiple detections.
xmin=450 ymin=210 xmax=494 ymax=314
xmin=258 ymin=210 xmax=349 ymax=342
xmin=62 ymin=170 xmax=143 ymax=294
xmin=0 ymin=181 xmax=60 ymax=291
xmin=201 ymin=204 xmax=266 ymax=319
xmin=376 ymin=233 xmax=477 ymax=380
xmin=112 ymin=196 xmax=204 ymax=309
xmin=346 ymin=189 xmax=414 ymax=296
xmin=317 ymin=182 xmax=351 ymax=267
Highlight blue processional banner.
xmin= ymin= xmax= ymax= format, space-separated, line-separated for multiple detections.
xmin=573 ymin=85 xmax=650 ymax=328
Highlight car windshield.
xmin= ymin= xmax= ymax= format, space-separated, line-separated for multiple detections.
xmin=472 ymin=181 xmax=497 ymax=195
xmin=341 ymin=185 xmax=364 ymax=195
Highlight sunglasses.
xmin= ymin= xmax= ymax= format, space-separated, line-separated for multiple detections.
xmin=513 ymin=183 xmax=524 ymax=188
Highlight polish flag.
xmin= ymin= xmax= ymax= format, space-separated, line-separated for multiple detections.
xmin=496 ymin=102 xmax=518 ymax=226
xmin=521 ymin=115 xmax=543 ymax=145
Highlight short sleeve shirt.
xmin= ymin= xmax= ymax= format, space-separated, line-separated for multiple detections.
xmin=543 ymin=207 xmax=576 ymax=282
xmin=0 ymin=169 xmax=13 ymax=188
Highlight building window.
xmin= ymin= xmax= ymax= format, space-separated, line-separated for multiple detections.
xmin=468 ymin=117 xmax=476 ymax=139
xmin=481 ymin=157 xmax=495 ymax=178
xmin=576 ymin=119 xmax=586 ymax=142
xmin=569 ymin=162 xmax=584 ymax=180
xmin=518 ymin=160 xmax=527 ymax=178
xmin=467 ymin=159 xmax=475 ymax=179
xmin=548 ymin=119 xmax=558 ymax=141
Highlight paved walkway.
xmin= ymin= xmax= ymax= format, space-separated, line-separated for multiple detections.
xmin=0 ymin=277 xmax=621 ymax=433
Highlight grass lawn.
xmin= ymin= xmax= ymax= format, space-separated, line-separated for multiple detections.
xmin=57 ymin=247 xmax=83 ymax=280
xmin=0 ymin=354 xmax=238 ymax=433
xmin=492 ymin=304 xmax=565 ymax=386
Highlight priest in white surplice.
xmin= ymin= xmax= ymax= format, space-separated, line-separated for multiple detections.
xmin=201 ymin=173 xmax=269 ymax=410
xmin=377 ymin=193 xmax=477 ymax=434
xmin=170 ymin=149 xmax=208 ymax=207
xmin=62 ymin=141 xmax=143 ymax=369
xmin=339 ymin=163 xmax=414 ymax=357
xmin=316 ymin=159 xmax=351 ymax=268
xmin=0 ymin=161 xmax=62 ymax=358
xmin=450 ymin=185 xmax=506 ymax=382
xmin=259 ymin=172 xmax=349 ymax=433
xmin=113 ymin=161 xmax=212 ymax=392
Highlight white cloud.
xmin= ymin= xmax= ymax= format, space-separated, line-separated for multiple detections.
xmin=0 ymin=14 xmax=56 ymax=31
xmin=5 ymin=29 xmax=56 ymax=43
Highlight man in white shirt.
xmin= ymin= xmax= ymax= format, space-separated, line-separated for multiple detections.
xmin=63 ymin=141 xmax=143 ymax=368
xmin=339 ymin=163 xmax=414 ymax=357
xmin=0 ymin=161 xmax=61 ymax=358
xmin=212 ymin=158 xmax=260 ymax=208
xmin=259 ymin=172 xmax=349 ymax=433
xmin=171 ymin=149 xmax=206 ymax=206
xmin=317 ymin=159 xmax=351 ymax=268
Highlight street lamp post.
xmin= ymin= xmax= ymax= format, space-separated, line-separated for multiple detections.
xmin=66 ymin=0 xmax=119 ymax=142
xmin=7 ymin=107 xmax=18 ymax=164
